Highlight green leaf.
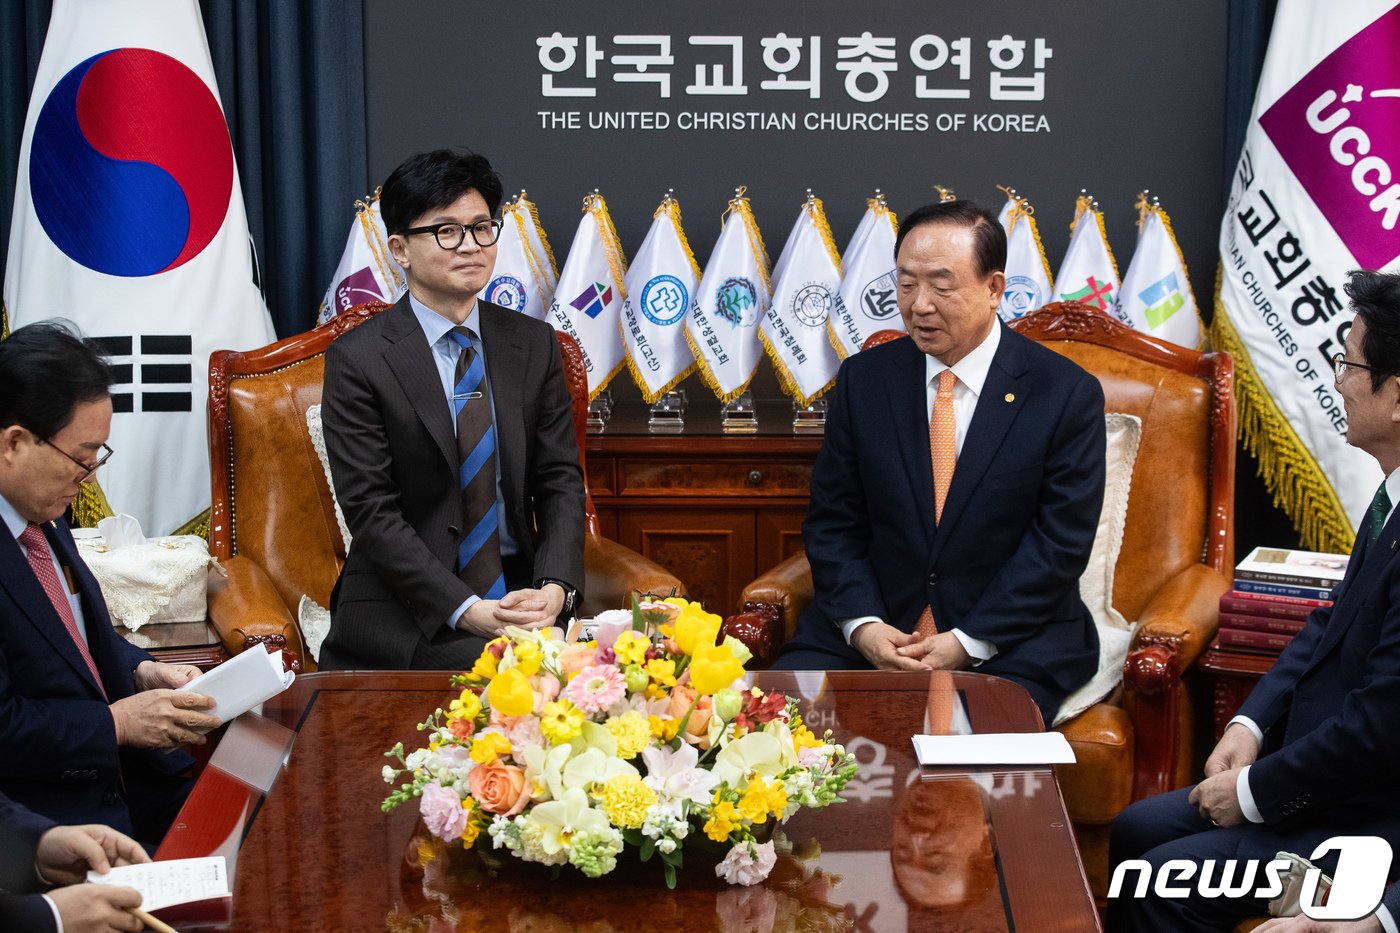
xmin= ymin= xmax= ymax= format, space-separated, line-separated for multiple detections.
xmin=664 ymin=862 xmax=677 ymax=889
xmin=631 ymin=591 xmax=647 ymax=632
xmin=639 ymin=837 xmax=656 ymax=861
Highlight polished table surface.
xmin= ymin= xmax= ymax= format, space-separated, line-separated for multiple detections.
xmin=156 ymin=670 xmax=1099 ymax=932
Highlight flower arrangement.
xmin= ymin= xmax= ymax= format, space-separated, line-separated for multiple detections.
xmin=382 ymin=597 xmax=856 ymax=887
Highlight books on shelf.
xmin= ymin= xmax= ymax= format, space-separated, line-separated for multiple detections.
xmin=1218 ymin=627 xmax=1294 ymax=653
xmin=1217 ymin=546 xmax=1346 ymax=657
xmin=1235 ymin=545 xmax=1348 ymax=590
xmin=1218 ymin=590 xmax=1328 ymax=621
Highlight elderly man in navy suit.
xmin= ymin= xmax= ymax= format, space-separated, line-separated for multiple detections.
xmin=1109 ymin=270 xmax=1400 ymax=931
xmin=774 ymin=199 xmax=1105 ymax=726
xmin=0 ymin=323 xmax=220 ymax=848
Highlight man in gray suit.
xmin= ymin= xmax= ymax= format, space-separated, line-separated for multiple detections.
xmin=319 ymin=149 xmax=585 ymax=670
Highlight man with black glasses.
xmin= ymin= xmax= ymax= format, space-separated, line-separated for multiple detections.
xmin=0 ymin=322 xmax=219 ymax=848
xmin=319 ymin=148 xmax=585 ymax=671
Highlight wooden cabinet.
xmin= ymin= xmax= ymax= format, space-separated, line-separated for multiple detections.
xmin=586 ymin=403 xmax=821 ymax=616
xmin=1196 ymin=639 xmax=1275 ymax=739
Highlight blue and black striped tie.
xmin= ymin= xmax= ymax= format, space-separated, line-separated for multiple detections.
xmin=449 ymin=326 xmax=506 ymax=600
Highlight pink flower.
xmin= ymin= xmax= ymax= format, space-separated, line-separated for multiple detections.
xmin=797 ymin=745 xmax=827 ymax=769
xmin=490 ymin=709 xmax=545 ymax=751
xmin=419 ymin=781 xmax=469 ymax=842
xmin=716 ymin=840 xmax=777 ymax=886
xmin=532 ymin=673 xmax=561 ymax=710
xmin=557 ymin=644 xmax=596 ymax=679
xmin=563 ymin=663 xmax=626 ymax=713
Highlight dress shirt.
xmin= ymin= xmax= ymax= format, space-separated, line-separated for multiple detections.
xmin=408 ymin=294 xmax=519 ymax=629
xmin=1230 ymin=464 xmax=1400 ymax=823
xmin=842 ymin=322 xmax=1001 ymax=662
xmin=0 ymin=493 xmax=89 ymax=644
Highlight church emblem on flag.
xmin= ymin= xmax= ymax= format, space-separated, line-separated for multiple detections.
xmin=640 ymin=274 xmax=688 ymax=326
xmin=30 ymin=48 xmax=234 ymax=276
xmin=792 ymin=283 xmax=833 ymax=327
xmin=486 ymin=274 xmax=527 ymax=311
xmin=1001 ymin=275 xmax=1044 ymax=319
xmin=861 ymin=271 xmax=899 ymax=321
xmin=332 ymin=267 xmax=386 ymax=312
xmin=1063 ymin=276 xmax=1116 ymax=311
xmin=569 ymin=281 xmax=614 ymax=319
xmin=716 ymin=276 xmax=760 ymax=327
xmin=1139 ymin=272 xmax=1186 ymax=328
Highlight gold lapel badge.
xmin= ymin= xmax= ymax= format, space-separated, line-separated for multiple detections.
xmin=1004 ymin=393 xmax=1015 ymax=403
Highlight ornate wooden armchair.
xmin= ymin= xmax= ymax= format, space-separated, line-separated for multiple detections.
xmin=722 ymin=302 xmax=1235 ymax=897
xmin=205 ymin=301 xmax=684 ymax=672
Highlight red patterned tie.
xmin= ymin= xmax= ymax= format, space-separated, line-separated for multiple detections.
xmin=19 ymin=523 xmax=106 ymax=697
xmin=916 ymin=370 xmax=958 ymax=638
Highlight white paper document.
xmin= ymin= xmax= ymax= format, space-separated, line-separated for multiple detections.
xmin=912 ymin=731 xmax=1077 ymax=766
xmin=178 ymin=644 xmax=295 ymax=723
xmin=87 ymin=856 xmax=229 ymax=911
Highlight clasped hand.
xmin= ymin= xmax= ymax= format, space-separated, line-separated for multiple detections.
xmin=851 ymin=622 xmax=972 ymax=671
xmin=110 ymin=660 xmax=219 ymax=748
xmin=459 ymin=584 xmax=566 ymax=637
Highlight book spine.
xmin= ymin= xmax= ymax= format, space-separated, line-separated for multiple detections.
xmin=1217 ymin=611 xmax=1308 ymax=635
xmin=1219 ymin=591 xmax=1328 ymax=619
xmin=1218 ymin=627 xmax=1294 ymax=653
xmin=1234 ymin=567 xmax=1339 ymax=589
xmin=1233 ymin=578 xmax=1333 ymax=600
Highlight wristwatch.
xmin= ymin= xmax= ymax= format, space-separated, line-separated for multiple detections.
xmin=536 ymin=578 xmax=578 ymax=619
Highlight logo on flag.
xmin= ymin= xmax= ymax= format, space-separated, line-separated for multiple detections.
xmin=1002 ymin=275 xmax=1044 ymax=319
xmin=570 ymin=281 xmax=614 ymax=319
xmin=1139 ymin=272 xmax=1185 ymax=327
xmin=1063 ymin=276 xmax=1116 ymax=310
xmin=716 ymin=276 xmax=760 ymax=327
xmin=485 ymin=274 xmax=527 ymax=311
xmin=332 ymin=267 xmax=387 ymax=311
xmin=640 ymin=274 xmax=688 ymax=326
xmin=30 ymin=48 xmax=233 ymax=276
xmin=792 ymin=283 xmax=832 ymax=327
xmin=861 ymin=271 xmax=899 ymax=321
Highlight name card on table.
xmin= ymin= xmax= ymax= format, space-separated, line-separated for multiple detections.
xmin=912 ymin=732 xmax=1077 ymax=766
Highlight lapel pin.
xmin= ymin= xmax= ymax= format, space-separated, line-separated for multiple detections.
xmin=1004 ymin=393 xmax=1015 ymax=403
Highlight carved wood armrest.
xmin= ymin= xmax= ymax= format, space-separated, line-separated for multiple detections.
xmin=721 ymin=601 xmax=785 ymax=668
xmin=207 ymin=555 xmax=306 ymax=673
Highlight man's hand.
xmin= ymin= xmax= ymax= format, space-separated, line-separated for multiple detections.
xmin=850 ymin=622 xmax=930 ymax=671
xmin=109 ymin=689 xmax=220 ymax=749
xmin=457 ymin=586 xmax=564 ymax=638
xmin=895 ymin=631 xmax=973 ymax=670
xmin=1256 ymin=915 xmax=1383 ymax=932
xmin=1187 ymin=768 xmax=1247 ymax=827
xmin=133 ymin=660 xmax=201 ymax=691
xmin=1205 ymin=722 xmax=1261 ymax=776
xmin=36 ymin=824 xmax=150 ymax=885
xmin=46 ymin=884 xmax=144 ymax=933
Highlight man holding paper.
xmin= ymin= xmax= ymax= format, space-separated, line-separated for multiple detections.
xmin=0 ymin=323 xmax=220 ymax=847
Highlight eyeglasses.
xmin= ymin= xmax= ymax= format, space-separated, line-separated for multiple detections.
xmin=400 ymin=220 xmax=503 ymax=250
xmin=1331 ymin=352 xmax=1390 ymax=383
xmin=40 ymin=438 xmax=113 ymax=481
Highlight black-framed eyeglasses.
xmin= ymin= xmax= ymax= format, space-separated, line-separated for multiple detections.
xmin=400 ymin=220 xmax=503 ymax=250
xmin=40 ymin=438 xmax=113 ymax=481
xmin=1331 ymin=352 xmax=1391 ymax=383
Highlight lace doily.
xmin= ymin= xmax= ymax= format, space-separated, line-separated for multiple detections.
xmin=77 ymin=535 xmax=217 ymax=631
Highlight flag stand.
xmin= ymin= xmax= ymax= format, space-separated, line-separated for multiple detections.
xmin=791 ymin=398 xmax=827 ymax=434
xmin=587 ymin=389 xmax=613 ymax=433
xmin=648 ymin=389 xmax=687 ymax=434
xmin=720 ymin=390 xmax=758 ymax=434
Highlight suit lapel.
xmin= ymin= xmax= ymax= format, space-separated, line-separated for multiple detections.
xmin=381 ymin=297 xmax=458 ymax=468
xmin=886 ymin=338 xmax=937 ymax=549
xmin=480 ymin=302 xmax=529 ymax=518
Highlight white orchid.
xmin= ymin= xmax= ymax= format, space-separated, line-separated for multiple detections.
xmin=641 ymin=743 xmax=721 ymax=816
xmin=528 ymin=788 xmax=612 ymax=856
xmin=711 ymin=731 xmax=797 ymax=788
xmin=563 ymin=746 xmax=638 ymax=793
xmin=521 ymin=743 xmax=572 ymax=802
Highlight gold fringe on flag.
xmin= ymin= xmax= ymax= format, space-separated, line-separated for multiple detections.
xmin=825 ymin=193 xmax=899 ymax=361
xmin=360 ymin=187 xmax=402 ymax=294
xmin=760 ymin=194 xmax=840 ymax=406
xmin=998 ymin=185 xmax=1055 ymax=288
xmin=1138 ymin=193 xmax=1206 ymax=350
xmin=1 ymin=301 xmax=8 ymax=339
xmin=1211 ymin=265 xmax=1354 ymax=553
xmin=517 ymin=191 xmax=559 ymax=279
xmin=687 ymin=189 xmax=771 ymax=404
xmin=505 ymin=195 xmax=553 ymax=309
xmin=581 ymin=192 xmax=629 ymax=401
xmin=69 ymin=479 xmax=114 ymax=528
xmin=621 ymin=193 xmax=700 ymax=404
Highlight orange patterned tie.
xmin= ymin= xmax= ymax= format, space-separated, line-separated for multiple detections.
xmin=916 ymin=369 xmax=957 ymax=638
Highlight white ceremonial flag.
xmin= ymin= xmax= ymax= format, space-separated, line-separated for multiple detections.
xmin=686 ymin=190 xmax=772 ymax=401
xmin=761 ymin=195 xmax=843 ymax=405
xmin=1113 ymin=194 xmax=1205 ymax=349
xmin=996 ymin=189 xmax=1054 ymax=321
xmin=829 ymin=195 xmax=901 ymax=357
xmin=3 ymin=0 xmax=276 ymax=535
xmin=1215 ymin=0 xmax=1400 ymax=552
xmin=483 ymin=192 xmax=557 ymax=320
xmin=546 ymin=193 xmax=628 ymax=399
xmin=317 ymin=189 xmax=404 ymax=324
xmin=1053 ymin=194 xmax=1120 ymax=313
xmin=621 ymin=194 xmax=700 ymax=403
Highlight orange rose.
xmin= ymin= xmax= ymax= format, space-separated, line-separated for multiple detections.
xmin=467 ymin=760 xmax=529 ymax=816
xmin=667 ymin=684 xmax=698 ymax=720
xmin=557 ymin=644 xmax=596 ymax=680
xmin=686 ymin=696 xmax=715 ymax=748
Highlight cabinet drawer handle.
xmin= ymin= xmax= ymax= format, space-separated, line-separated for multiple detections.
xmin=747 ymin=469 xmax=764 ymax=486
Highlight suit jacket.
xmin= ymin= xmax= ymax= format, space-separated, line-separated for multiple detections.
xmin=0 ymin=792 xmax=57 ymax=932
xmin=786 ymin=323 xmax=1104 ymax=710
xmin=320 ymin=296 xmax=586 ymax=669
xmin=0 ymin=518 xmax=188 ymax=842
xmin=1238 ymin=500 xmax=1400 ymax=833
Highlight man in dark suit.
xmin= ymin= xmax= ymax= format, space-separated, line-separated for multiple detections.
xmin=0 ymin=323 xmax=220 ymax=847
xmin=775 ymin=199 xmax=1104 ymax=725
xmin=1 ymin=791 xmax=146 ymax=932
xmin=320 ymin=148 xmax=585 ymax=671
xmin=1108 ymin=270 xmax=1400 ymax=932
xmin=1256 ymin=881 xmax=1400 ymax=932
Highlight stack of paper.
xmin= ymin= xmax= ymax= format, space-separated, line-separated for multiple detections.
xmin=177 ymin=645 xmax=294 ymax=723
xmin=88 ymin=856 xmax=229 ymax=911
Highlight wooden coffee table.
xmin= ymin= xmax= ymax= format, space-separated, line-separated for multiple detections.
xmin=157 ymin=670 xmax=1100 ymax=932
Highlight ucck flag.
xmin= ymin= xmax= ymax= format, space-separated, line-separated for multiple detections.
xmin=317 ymin=189 xmax=404 ymax=324
xmin=1054 ymin=194 xmax=1120 ymax=313
xmin=3 ymin=0 xmax=276 ymax=535
xmin=687 ymin=190 xmax=771 ymax=402
xmin=761 ymin=194 xmax=842 ymax=404
xmin=829 ymin=194 xmax=900 ymax=357
xmin=1113 ymin=194 xmax=1204 ymax=349
xmin=546 ymin=193 xmax=628 ymax=399
xmin=996 ymin=188 xmax=1054 ymax=321
xmin=621 ymin=194 xmax=700 ymax=403
xmin=1215 ymin=0 xmax=1400 ymax=552
xmin=484 ymin=192 xmax=557 ymax=320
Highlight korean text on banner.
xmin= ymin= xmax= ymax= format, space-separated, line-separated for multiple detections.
xmin=997 ymin=188 xmax=1054 ymax=322
xmin=484 ymin=192 xmax=558 ymax=321
xmin=621 ymin=194 xmax=700 ymax=403
xmin=829 ymin=195 xmax=900 ymax=357
xmin=318 ymin=190 xmax=404 ymax=325
xmin=546 ymin=193 xmax=628 ymax=399
xmin=761 ymin=195 xmax=843 ymax=405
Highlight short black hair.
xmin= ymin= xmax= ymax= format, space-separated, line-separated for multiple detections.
xmin=894 ymin=200 xmax=1006 ymax=279
xmin=1346 ymin=269 xmax=1400 ymax=391
xmin=0 ymin=321 xmax=113 ymax=438
xmin=380 ymin=148 xmax=504 ymax=235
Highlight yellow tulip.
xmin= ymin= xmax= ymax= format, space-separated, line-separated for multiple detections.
xmin=689 ymin=643 xmax=745 ymax=695
xmin=488 ymin=667 xmax=535 ymax=717
xmin=673 ymin=604 xmax=722 ymax=657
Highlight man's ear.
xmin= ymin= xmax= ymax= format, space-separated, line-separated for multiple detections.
xmin=387 ymin=233 xmax=411 ymax=270
xmin=987 ymin=270 xmax=1006 ymax=310
xmin=0 ymin=424 xmax=25 ymax=461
